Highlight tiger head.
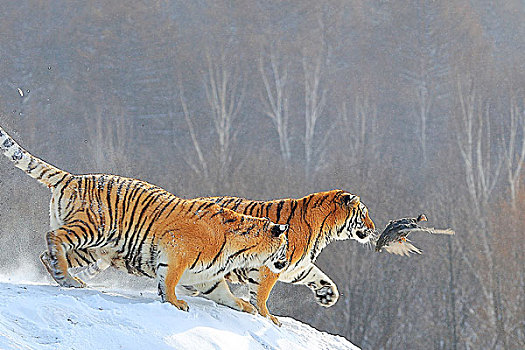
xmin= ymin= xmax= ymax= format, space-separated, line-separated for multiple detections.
xmin=327 ymin=190 xmax=375 ymax=244
xmin=228 ymin=216 xmax=289 ymax=273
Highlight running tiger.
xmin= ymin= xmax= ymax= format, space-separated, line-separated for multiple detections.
xmin=201 ymin=192 xmax=376 ymax=325
xmin=0 ymin=125 xmax=289 ymax=313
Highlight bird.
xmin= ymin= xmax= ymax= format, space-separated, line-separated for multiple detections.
xmin=374 ymin=214 xmax=455 ymax=256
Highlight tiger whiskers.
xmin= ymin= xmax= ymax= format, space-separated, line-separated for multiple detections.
xmin=366 ymin=229 xmax=380 ymax=250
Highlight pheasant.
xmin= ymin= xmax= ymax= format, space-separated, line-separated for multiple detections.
xmin=374 ymin=214 xmax=455 ymax=256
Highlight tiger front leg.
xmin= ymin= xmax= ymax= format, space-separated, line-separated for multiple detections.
xmin=156 ymin=258 xmax=189 ymax=311
xmin=255 ymin=267 xmax=282 ymax=326
xmin=287 ymin=264 xmax=339 ymax=307
xmin=193 ymin=278 xmax=257 ymax=314
xmin=44 ymin=230 xmax=86 ymax=288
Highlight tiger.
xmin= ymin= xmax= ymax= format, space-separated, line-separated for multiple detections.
xmin=0 ymin=125 xmax=289 ymax=313
xmin=66 ymin=189 xmax=376 ymax=326
xmin=197 ymin=192 xmax=376 ymax=325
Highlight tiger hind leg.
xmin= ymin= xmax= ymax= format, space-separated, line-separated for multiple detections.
xmin=69 ymin=258 xmax=111 ymax=281
xmin=44 ymin=230 xmax=86 ymax=288
xmin=41 ymin=250 xmax=86 ymax=287
xmin=66 ymin=248 xmax=112 ymax=281
xmin=40 ymin=249 xmax=111 ymax=282
xmin=42 ymin=248 xmax=110 ymax=283
xmin=194 ymin=279 xmax=257 ymax=314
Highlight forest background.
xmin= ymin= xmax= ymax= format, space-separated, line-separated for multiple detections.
xmin=0 ymin=1 xmax=524 ymax=349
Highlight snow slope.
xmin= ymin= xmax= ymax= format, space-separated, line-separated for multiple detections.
xmin=0 ymin=279 xmax=358 ymax=350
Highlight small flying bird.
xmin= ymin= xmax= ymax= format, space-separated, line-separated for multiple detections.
xmin=374 ymin=214 xmax=455 ymax=256
xmin=17 ymin=88 xmax=24 ymax=97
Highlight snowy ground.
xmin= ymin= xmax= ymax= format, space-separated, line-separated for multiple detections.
xmin=0 ymin=276 xmax=358 ymax=350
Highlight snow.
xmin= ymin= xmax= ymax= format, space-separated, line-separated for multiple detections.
xmin=0 ymin=276 xmax=358 ymax=350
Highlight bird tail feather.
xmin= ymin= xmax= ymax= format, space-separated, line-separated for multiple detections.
xmin=426 ymin=228 xmax=455 ymax=235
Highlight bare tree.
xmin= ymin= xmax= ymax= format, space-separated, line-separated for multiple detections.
xmin=489 ymin=189 xmax=525 ymax=349
xmin=454 ymin=72 xmax=508 ymax=349
xmin=503 ymin=92 xmax=525 ymax=209
xmin=396 ymin=0 xmax=449 ymax=164
xmin=455 ymin=73 xmax=503 ymax=218
xmin=337 ymin=87 xmax=380 ymax=182
xmin=83 ymin=95 xmax=131 ymax=174
xmin=171 ymin=48 xmax=245 ymax=193
xmin=302 ymin=49 xmax=329 ymax=181
xmin=170 ymin=82 xmax=210 ymax=187
xmin=203 ymin=49 xmax=245 ymax=189
xmin=259 ymin=46 xmax=291 ymax=165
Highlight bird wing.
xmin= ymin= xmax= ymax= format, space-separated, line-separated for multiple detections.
xmin=383 ymin=240 xmax=422 ymax=256
xmin=386 ymin=219 xmax=418 ymax=231
xmin=375 ymin=222 xmax=418 ymax=252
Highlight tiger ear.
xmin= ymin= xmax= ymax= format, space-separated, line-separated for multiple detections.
xmin=342 ymin=194 xmax=360 ymax=207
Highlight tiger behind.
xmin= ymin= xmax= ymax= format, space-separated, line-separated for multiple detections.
xmin=0 ymin=125 xmax=289 ymax=313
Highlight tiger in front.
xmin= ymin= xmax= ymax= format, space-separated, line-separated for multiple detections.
xmin=0 ymin=125 xmax=289 ymax=313
xmin=203 ymin=191 xmax=375 ymax=325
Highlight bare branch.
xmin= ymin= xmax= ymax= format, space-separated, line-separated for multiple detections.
xmin=203 ymin=48 xmax=245 ymax=186
xmin=259 ymin=46 xmax=291 ymax=164
xmin=174 ymin=81 xmax=209 ymax=179
xmin=504 ymin=94 xmax=525 ymax=208
xmin=303 ymin=49 xmax=328 ymax=180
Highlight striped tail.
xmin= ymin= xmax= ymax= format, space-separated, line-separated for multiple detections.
xmin=0 ymin=125 xmax=71 ymax=188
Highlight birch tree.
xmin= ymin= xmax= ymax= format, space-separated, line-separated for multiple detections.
xmin=83 ymin=95 xmax=131 ymax=174
xmin=170 ymin=82 xmax=210 ymax=187
xmin=396 ymin=0 xmax=449 ymax=164
xmin=337 ymin=87 xmax=380 ymax=182
xmin=171 ymin=49 xmax=244 ymax=193
xmin=454 ymin=72 xmax=508 ymax=349
xmin=302 ymin=49 xmax=329 ymax=181
xmin=203 ymin=49 xmax=245 ymax=190
xmin=503 ymin=93 xmax=525 ymax=209
xmin=259 ymin=47 xmax=291 ymax=165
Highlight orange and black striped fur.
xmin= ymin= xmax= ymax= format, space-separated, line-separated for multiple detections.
xmin=69 ymin=190 xmax=376 ymax=325
xmin=199 ymin=191 xmax=375 ymax=325
xmin=0 ymin=125 xmax=289 ymax=313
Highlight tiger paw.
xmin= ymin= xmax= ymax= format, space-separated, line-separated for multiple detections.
xmin=315 ymin=285 xmax=339 ymax=307
xmin=268 ymin=314 xmax=282 ymax=327
xmin=169 ymin=299 xmax=189 ymax=312
xmin=258 ymin=306 xmax=282 ymax=326
xmin=73 ymin=277 xmax=87 ymax=288
xmin=236 ymin=298 xmax=257 ymax=314
xmin=61 ymin=276 xmax=87 ymax=288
